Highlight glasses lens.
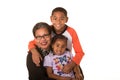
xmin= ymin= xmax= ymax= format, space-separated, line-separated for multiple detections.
xmin=36 ymin=34 xmax=50 ymax=40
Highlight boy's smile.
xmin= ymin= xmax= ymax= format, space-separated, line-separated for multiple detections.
xmin=51 ymin=11 xmax=68 ymax=34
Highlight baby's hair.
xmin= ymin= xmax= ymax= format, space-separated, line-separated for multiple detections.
xmin=52 ymin=34 xmax=68 ymax=44
xmin=51 ymin=7 xmax=67 ymax=16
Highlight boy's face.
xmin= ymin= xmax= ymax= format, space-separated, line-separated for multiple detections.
xmin=52 ymin=39 xmax=67 ymax=55
xmin=50 ymin=11 xmax=68 ymax=33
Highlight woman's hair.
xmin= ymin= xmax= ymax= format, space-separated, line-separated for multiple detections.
xmin=32 ymin=22 xmax=51 ymax=37
xmin=51 ymin=7 xmax=67 ymax=16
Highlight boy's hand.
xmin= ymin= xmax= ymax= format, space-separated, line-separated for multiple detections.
xmin=62 ymin=61 xmax=76 ymax=73
xmin=32 ymin=52 xmax=42 ymax=66
xmin=31 ymin=48 xmax=42 ymax=66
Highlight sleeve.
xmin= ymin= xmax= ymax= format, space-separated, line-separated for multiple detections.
xmin=68 ymin=27 xmax=84 ymax=65
xmin=43 ymin=54 xmax=53 ymax=67
xmin=28 ymin=39 xmax=36 ymax=50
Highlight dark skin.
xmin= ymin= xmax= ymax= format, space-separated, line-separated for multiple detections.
xmin=73 ymin=65 xmax=83 ymax=80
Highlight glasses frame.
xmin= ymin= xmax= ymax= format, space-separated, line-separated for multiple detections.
xmin=35 ymin=33 xmax=50 ymax=40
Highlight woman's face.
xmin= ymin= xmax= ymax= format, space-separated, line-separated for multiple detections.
xmin=35 ymin=27 xmax=51 ymax=50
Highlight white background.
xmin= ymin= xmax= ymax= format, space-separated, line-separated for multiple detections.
xmin=0 ymin=0 xmax=120 ymax=80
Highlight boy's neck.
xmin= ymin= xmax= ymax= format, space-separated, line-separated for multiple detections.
xmin=56 ymin=31 xmax=63 ymax=34
xmin=52 ymin=25 xmax=68 ymax=35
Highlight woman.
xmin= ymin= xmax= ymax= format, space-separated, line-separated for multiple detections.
xmin=26 ymin=22 xmax=54 ymax=80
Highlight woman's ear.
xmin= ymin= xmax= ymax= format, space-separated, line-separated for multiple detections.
xmin=34 ymin=37 xmax=38 ymax=43
xmin=50 ymin=16 xmax=52 ymax=22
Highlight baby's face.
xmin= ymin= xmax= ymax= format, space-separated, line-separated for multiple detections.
xmin=52 ymin=39 xmax=67 ymax=55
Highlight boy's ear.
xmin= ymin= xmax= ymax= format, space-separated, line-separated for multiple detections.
xmin=66 ymin=17 xmax=68 ymax=23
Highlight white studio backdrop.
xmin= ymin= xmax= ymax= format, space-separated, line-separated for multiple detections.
xmin=0 ymin=0 xmax=120 ymax=80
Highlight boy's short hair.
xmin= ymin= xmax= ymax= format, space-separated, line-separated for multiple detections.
xmin=51 ymin=7 xmax=67 ymax=16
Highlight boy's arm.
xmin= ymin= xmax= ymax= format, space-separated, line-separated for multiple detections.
xmin=62 ymin=51 xmax=76 ymax=74
xmin=28 ymin=40 xmax=42 ymax=66
xmin=62 ymin=60 xmax=76 ymax=73
xmin=31 ymin=48 xmax=42 ymax=66
xmin=71 ymin=28 xmax=84 ymax=65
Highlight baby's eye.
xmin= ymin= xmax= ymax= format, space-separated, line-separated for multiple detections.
xmin=56 ymin=45 xmax=59 ymax=47
xmin=60 ymin=18 xmax=64 ymax=20
xmin=53 ymin=18 xmax=57 ymax=20
xmin=52 ymin=17 xmax=57 ymax=20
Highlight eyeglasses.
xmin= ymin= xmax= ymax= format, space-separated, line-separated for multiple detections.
xmin=35 ymin=34 xmax=50 ymax=40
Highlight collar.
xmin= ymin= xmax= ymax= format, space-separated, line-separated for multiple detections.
xmin=35 ymin=45 xmax=50 ymax=57
xmin=51 ymin=25 xmax=68 ymax=35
